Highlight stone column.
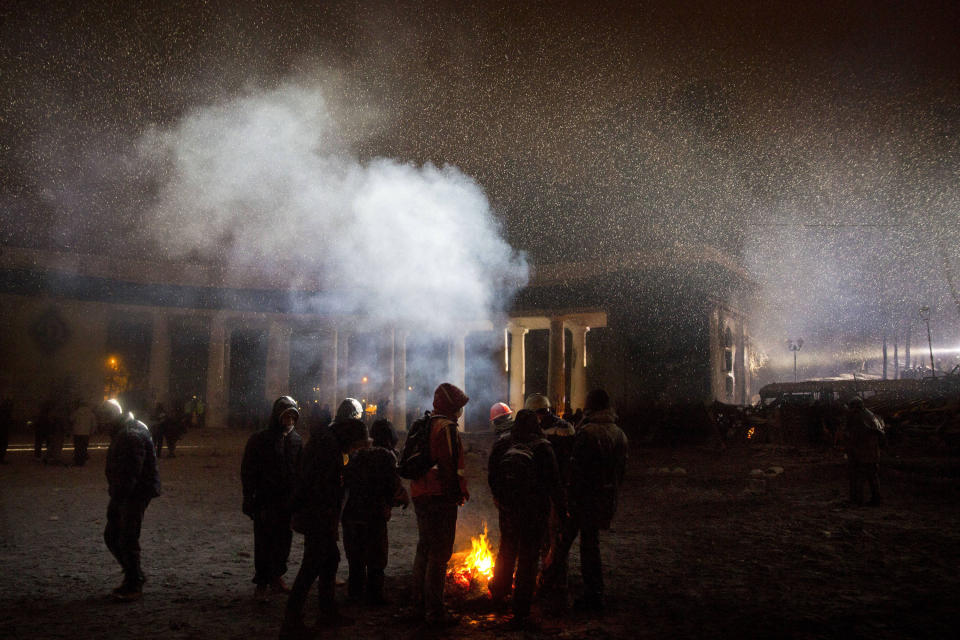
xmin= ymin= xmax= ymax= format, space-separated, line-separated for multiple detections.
xmin=265 ymin=319 xmax=292 ymax=403
xmin=547 ymin=317 xmax=566 ymax=414
xmin=205 ymin=314 xmax=229 ymax=429
xmin=449 ymin=331 xmax=467 ymax=431
xmin=394 ymin=330 xmax=408 ymax=431
xmin=508 ymin=324 xmax=528 ymax=411
xmin=568 ymin=322 xmax=589 ymax=412
xmin=147 ymin=311 xmax=171 ymax=404
xmin=324 ymin=327 xmax=338 ymax=410
xmin=735 ymin=318 xmax=747 ymax=404
xmin=708 ymin=307 xmax=721 ymax=402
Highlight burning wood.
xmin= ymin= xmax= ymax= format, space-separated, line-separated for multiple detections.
xmin=446 ymin=523 xmax=495 ymax=592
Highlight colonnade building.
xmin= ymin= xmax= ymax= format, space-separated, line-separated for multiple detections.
xmin=0 ymin=245 xmax=756 ymax=431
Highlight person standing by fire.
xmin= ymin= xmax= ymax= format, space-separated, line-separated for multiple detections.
xmin=281 ymin=398 xmax=368 ymax=638
xmin=410 ymin=382 xmax=470 ymax=627
xmin=98 ymin=398 xmax=161 ymax=601
xmin=488 ymin=409 xmax=563 ymax=627
xmin=241 ymin=396 xmax=303 ymax=601
xmin=341 ymin=418 xmax=409 ymax=605
xmin=540 ymin=389 xmax=627 ymax=612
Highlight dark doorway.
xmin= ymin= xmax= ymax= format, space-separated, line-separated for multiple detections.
xmin=229 ymin=329 xmax=267 ymax=430
xmin=290 ymin=331 xmax=325 ymax=412
xmin=525 ymin=329 xmax=549 ymax=402
xmin=169 ymin=324 xmax=208 ymax=419
xmin=106 ymin=319 xmax=152 ymax=415
xmin=464 ymin=331 xmax=507 ymax=431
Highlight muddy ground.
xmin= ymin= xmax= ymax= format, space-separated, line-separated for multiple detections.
xmin=1 ymin=429 xmax=959 ymax=640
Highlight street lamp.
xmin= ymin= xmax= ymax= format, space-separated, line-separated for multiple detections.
xmin=919 ymin=306 xmax=935 ymax=377
xmin=787 ymin=338 xmax=804 ymax=383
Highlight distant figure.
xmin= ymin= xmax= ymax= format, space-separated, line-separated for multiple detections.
xmin=317 ymin=403 xmax=332 ymax=428
xmin=281 ymin=398 xmax=369 ymax=637
xmin=341 ymin=418 xmax=408 ymax=605
xmin=488 ymin=409 xmax=563 ymax=627
xmin=44 ymin=398 xmax=70 ymax=466
xmin=0 ymin=397 xmax=13 ymax=464
xmin=241 ymin=396 xmax=304 ymax=601
xmin=842 ymin=397 xmax=885 ymax=506
xmin=70 ymin=400 xmax=96 ymax=467
xmin=34 ymin=401 xmax=53 ymax=460
xmin=149 ymin=402 xmax=168 ymax=457
xmin=164 ymin=407 xmax=187 ymax=458
xmin=410 ymin=383 xmax=470 ymax=626
xmin=489 ymin=402 xmax=514 ymax=435
xmin=98 ymin=398 xmax=161 ymax=601
xmin=540 ymin=389 xmax=627 ymax=612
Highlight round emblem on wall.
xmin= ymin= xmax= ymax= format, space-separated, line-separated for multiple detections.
xmin=30 ymin=306 xmax=71 ymax=355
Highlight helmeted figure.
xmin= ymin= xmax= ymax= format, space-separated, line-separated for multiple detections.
xmin=842 ymin=397 xmax=885 ymax=505
xmin=488 ymin=409 xmax=564 ymax=624
xmin=281 ymin=398 xmax=368 ymax=637
xmin=99 ymin=398 xmax=161 ymax=601
xmin=241 ymin=396 xmax=304 ymax=599
xmin=524 ymin=393 xmax=575 ymax=579
xmin=410 ymin=382 xmax=469 ymax=626
xmin=540 ymin=389 xmax=627 ymax=612
xmin=490 ymin=402 xmax=514 ymax=435
xmin=341 ymin=418 xmax=409 ymax=604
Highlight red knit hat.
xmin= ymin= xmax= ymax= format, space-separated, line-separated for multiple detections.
xmin=433 ymin=382 xmax=469 ymax=417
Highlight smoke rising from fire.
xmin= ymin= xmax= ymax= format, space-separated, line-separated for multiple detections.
xmin=135 ymin=82 xmax=528 ymax=338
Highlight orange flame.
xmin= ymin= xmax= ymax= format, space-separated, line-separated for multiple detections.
xmin=746 ymin=426 xmax=756 ymax=440
xmin=447 ymin=523 xmax=495 ymax=589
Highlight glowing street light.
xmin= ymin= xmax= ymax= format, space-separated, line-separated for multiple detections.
xmin=787 ymin=338 xmax=804 ymax=383
xmin=919 ymin=306 xmax=935 ymax=377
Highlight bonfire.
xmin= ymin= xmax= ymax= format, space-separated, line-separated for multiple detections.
xmin=446 ymin=522 xmax=495 ymax=593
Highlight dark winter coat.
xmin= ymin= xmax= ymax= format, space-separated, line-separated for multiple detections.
xmin=106 ymin=414 xmax=161 ymax=501
xmin=844 ymin=407 xmax=885 ymax=464
xmin=568 ymin=409 xmax=628 ymax=529
xmin=342 ymin=446 xmax=405 ymax=523
xmin=241 ymin=397 xmax=304 ymax=514
xmin=290 ymin=418 xmax=366 ymax=538
xmin=488 ymin=433 xmax=564 ymax=517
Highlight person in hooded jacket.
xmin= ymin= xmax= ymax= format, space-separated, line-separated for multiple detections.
xmin=281 ymin=398 xmax=368 ymax=638
xmin=410 ymin=382 xmax=470 ymax=626
xmin=99 ymin=398 xmax=161 ymax=601
xmin=488 ymin=409 xmax=564 ymax=626
xmin=241 ymin=396 xmax=304 ymax=600
xmin=540 ymin=389 xmax=627 ymax=612
xmin=342 ymin=418 xmax=409 ymax=605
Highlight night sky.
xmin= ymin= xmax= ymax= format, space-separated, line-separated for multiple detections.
xmin=2 ymin=1 xmax=959 ymax=366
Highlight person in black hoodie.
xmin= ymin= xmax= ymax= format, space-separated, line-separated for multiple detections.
xmin=342 ymin=418 xmax=409 ymax=605
xmin=99 ymin=398 xmax=161 ymax=602
xmin=281 ymin=398 xmax=369 ymax=638
xmin=488 ymin=409 xmax=564 ymax=626
xmin=241 ymin=396 xmax=304 ymax=601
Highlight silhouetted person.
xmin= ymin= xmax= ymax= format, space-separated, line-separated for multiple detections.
xmin=541 ymin=389 xmax=627 ymax=612
xmin=99 ymin=398 xmax=161 ymax=601
xmin=241 ymin=396 xmax=303 ymax=601
xmin=281 ymin=398 xmax=368 ymax=638
xmin=342 ymin=418 xmax=408 ymax=605
xmin=70 ymin=400 xmax=95 ymax=467
xmin=842 ymin=397 xmax=885 ymax=506
xmin=410 ymin=383 xmax=470 ymax=626
xmin=488 ymin=409 xmax=563 ymax=627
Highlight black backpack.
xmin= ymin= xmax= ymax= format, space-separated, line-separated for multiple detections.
xmin=398 ymin=413 xmax=435 ymax=480
xmin=494 ymin=442 xmax=536 ymax=508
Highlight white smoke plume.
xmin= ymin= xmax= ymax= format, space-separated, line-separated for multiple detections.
xmin=136 ymin=82 xmax=528 ymax=337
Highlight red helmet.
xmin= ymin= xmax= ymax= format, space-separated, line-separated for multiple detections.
xmin=489 ymin=402 xmax=512 ymax=421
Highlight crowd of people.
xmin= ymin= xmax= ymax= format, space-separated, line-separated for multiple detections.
xmin=7 ymin=379 xmax=889 ymax=639
xmin=234 ymin=382 xmax=630 ymax=639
